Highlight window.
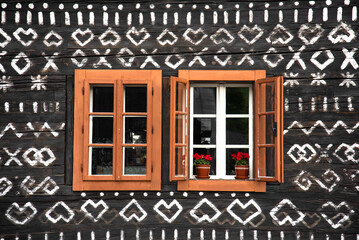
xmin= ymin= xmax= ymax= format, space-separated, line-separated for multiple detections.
xmin=170 ymin=70 xmax=283 ymax=192
xmin=73 ymin=70 xmax=162 ymax=191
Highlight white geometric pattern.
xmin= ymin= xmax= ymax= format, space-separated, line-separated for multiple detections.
xmin=43 ymin=30 xmax=63 ymax=47
xmin=20 ymin=176 xmax=59 ymax=195
xmin=328 ymin=23 xmax=356 ymax=44
xmin=13 ymin=28 xmax=38 ymax=47
xmin=320 ymin=202 xmax=355 ymax=229
xmin=266 ymin=24 xmax=293 ymax=45
xmin=210 ymin=28 xmax=234 ymax=44
xmin=81 ymin=199 xmax=109 ymax=222
xmin=71 ymin=28 xmax=94 ymax=47
xmin=183 ymin=28 xmax=208 ymax=45
xmin=45 ymin=201 xmax=74 ymax=223
xmin=99 ymin=27 xmax=121 ymax=46
xmin=5 ymin=202 xmax=37 ymax=225
xmin=157 ymin=29 xmax=178 ymax=46
xmin=311 ymin=50 xmax=335 ymax=70
xmin=119 ymin=199 xmax=147 ymax=222
xmin=298 ymin=24 xmax=324 ymax=45
xmin=0 ymin=177 xmax=13 ymax=196
xmin=11 ymin=52 xmax=31 ymax=75
xmin=153 ymin=199 xmax=183 ymax=223
xmin=237 ymin=25 xmax=263 ymax=45
xmin=190 ymin=198 xmax=221 ymax=223
xmin=0 ymin=28 xmax=12 ymax=48
xmin=226 ymin=199 xmax=262 ymax=225
xmin=270 ymin=199 xmax=305 ymax=226
xmin=126 ymin=27 xmax=150 ymax=46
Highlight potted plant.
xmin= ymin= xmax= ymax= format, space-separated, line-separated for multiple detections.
xmin=232 ymin=152 xmax=250 ymax=179
xmin=193 ymin=153 xmax=213 ymax=179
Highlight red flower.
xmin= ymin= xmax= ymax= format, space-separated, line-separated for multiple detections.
xmin=193 ymin=153 xmax=201 ymax=160
xmin=204 ymin=155 xmax=212 ymax=161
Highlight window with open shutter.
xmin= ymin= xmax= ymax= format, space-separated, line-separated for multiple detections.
xmin=169 ymin=70 xmax=283 ymax=192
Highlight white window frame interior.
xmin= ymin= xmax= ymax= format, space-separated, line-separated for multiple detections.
xmin=189 ymin=83 xmax=253 ymax=179
xmin=89 ymin=85 xmax=114 ymax=176
xmin=122 ymin=84 xmax=147 ymax=176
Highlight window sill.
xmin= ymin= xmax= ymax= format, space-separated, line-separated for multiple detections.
xmin=177 ymin=179 xmax=266 ymax=192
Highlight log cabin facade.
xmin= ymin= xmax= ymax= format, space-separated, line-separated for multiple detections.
xmin=0 ymin=1 xmax=358 ymax=239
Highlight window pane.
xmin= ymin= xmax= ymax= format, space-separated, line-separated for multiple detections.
xmin=176 ymin=82 xmax=187 ymax=112
xmin=125 ymin=86 xmax=147 ymax=112
xmin=259 ymin=114 xmax=275 ymax=144
xmin=124 ymin=117 xmax=147 ymax=144
xmin=193 ymin=148 xmax=216 ymax=175
xmin=194 ymin=118 xmax=216 ymax=144
xmin=175 ymin=146 xmax=187 ymax=177
xmin=124 ymin=147 xmax=146 ymax=175
xmin=266 ymin=82 xmax=275 ymax=112
xmin=90 ymin=147 xmax=112 ymax=175
xmin=226 ymin=148 xmax=249 ymax=175
xmin=194 ymin=87 xmax=216 ymax=114
xmin=176 ymin=115 xmax=187 ymax=144
xmin=259 ymin=147 xmax=275 ymax=177
xmin=226 ymin=87 xmax=249 ymax=114
xmin=91 ymin=86 xmax=113 ymax=112
xmin=91 ymin=116 xmax=113 ymax=143
xmin=226 ymin=118 xmax=249 ymax=144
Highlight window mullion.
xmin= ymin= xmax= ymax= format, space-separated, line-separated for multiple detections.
xmin=248 ymin=85 xmax=254 ymax=179
xmin=189 ymin=86 xmax=194 ymax=179
xmin=217 ymin=84 xmax=226 ymax=178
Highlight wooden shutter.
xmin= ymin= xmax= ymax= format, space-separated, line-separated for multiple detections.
xmin=254 ymin=76 xmax=283 ymax=182
xmin=170 ymin=76 xmax=189 ymax=181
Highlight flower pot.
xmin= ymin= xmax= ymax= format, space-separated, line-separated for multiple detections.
xmin=235 ymin=165 xmax=249 ymax=179
xmin=195 ymin=165 xmax=210 ymax=179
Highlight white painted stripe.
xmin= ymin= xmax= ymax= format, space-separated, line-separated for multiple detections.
xmin=285 ymin=98 xmax=289 ymax=112
xmin=240 ymin=230 xmax=244 ymax=240
xmin=136 ymin=229 xmax=140 ymax=240
xmin=19 ymin=102 xmax=24 ymax=112
xmin=225 ymin=230 xmax=229 ymax=240
xmin=163 ymin=12 xmax=167 ymax=25
xmin=298 ymin=97 xmax=303 ymax=112
xmin=334 ymin=97 xmax=339 ymax=111
xmin=77 ymin=232 xmax=81 ymax=240
xmin=267 ymin=231 xmax=272 ymax=240
xmin=149 ymin=230 xmax=153 ymax=240
xmin=264 ymin=10 xmax=268 ymax=22
xmin=27 ymin=11 xmax=32 ymax=24
xmin=15 ymin=11 xmax=20 ymax=23
xmin=296 ymin=231 xmax=301 ymax=240
xmin=323 ymin=97 xmax=328 ymax=111
xmin=213 ymin=11 xmax=218 ymax=24
xmin=212 ymin=229 xmax=216 ymax=240
xmin=151 ymin=12 xmax=155 ymax=25
xmin=174 ymin=12 xmax=178 ymax=25
xmin=103 ymin=12 xmax=108 ymax=26
xmin=224 ymin=11 xmax=229 ymax=24
xmin=106 ymin=231 xmax=110 ymax=240
xmin=139 ymin=13 xmax=143 ymax=25
xmin=127 ymin=13 xmax=132 ymax=25
xmin=253 ymin=230 xmax=258 ymax=240
xmin=43 ymin=102 xmax=48 ymax=112
xmin=174 ymin=229 xmax=178 ymax=240
xmin=4 ymin=102 xmax=9 ymax=112
xmin=236 ymin=10 xmax=240 ymax=24
xmin=323 ymin=7 xmax=328 ymax=21
xmin=353 ymin=6 xmax=357 ymax=21
xmin=337 ymin=7 xmax=343 ymax=22
xmin=294 ymin=9 xmax=298 ymax=22
xmin=91 ymin=231 xmax=95 ymax=240
xmin=187 ymin=12 xmax=191 ymax=25
xmin=59 ymin=232 xmax=63 ymax=240
xmin=161 ymin=229 xmax=165 ymax=240
xmin=279 ymin=10 xmax=283 ymax=22
xmin=200 ymin=12 xmax=204 ymax=24
xmin=77 ymin=12 xmax=83 ymax=25
xmin=50 ymin=11 xmax=56 ymax=25
xmin=121 ymin=230 xmax=124 ymax=240
xmin=89 ymin=12 xmax=94 ymax=25
xmin=1 ymin=11 xmax=6 ymax=24
xmin=308 ymin=9 xmax=313 ymax=22
xmin=115 ymin=12 xmax=119 ymax=26
xmin=249 ymin=10 xmax=253 ymax=22
xmin=348 ymin=97 xmax=354 ymax=111
xmin=311 ymin=97 xmax=316 ymax=111
xmin=38 ymin=12 xmax=43 ymax=25
xmin=33 ymin=102 xmax=38 ymax=113
xmin=65 ymin=12 xmax=70 ymax=25
xmin=280 ymin=231 xmax=284 ymax=240
xmin=200 ymin=230 xmax=204 ymax=240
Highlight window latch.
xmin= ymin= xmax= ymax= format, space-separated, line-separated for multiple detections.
xmin=272 ymin=122 xmax=277 ymax=137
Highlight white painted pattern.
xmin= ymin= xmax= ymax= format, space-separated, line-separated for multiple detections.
xmin=190 ymin=198 xmax=221 ymax=223
xmin=0 ymin=177 xmax=13 ymax=196
xmin=20 ymin=176 xmax=59 ymax=195
xmin=45 ymin=201 xmax=75 ymax=223
xmin=226 ymin=199 xmax=262 ymax=225
xmin=284 ymin=120 xmax=359 ymax=135
xmin=119 ymin=199 xmax=147 ymax=222
xmin=5 ymin=202 xmax=37 ymax=225
xmin=81 ymin=199 xmax=109 ymax=222
xmin=153 ymin=199 xmax=183 ymax=223
xmin=270 ymin=199 xmax=305 ymax=226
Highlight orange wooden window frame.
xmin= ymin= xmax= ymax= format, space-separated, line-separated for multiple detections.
xmin=73 ymin=70 xmax=162 ymax=191
xmin=171 ymin=70 xmax=283 ymax=192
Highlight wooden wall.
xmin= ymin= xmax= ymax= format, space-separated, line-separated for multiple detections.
xmin=0 ymin=1 xmax=358 ymax=239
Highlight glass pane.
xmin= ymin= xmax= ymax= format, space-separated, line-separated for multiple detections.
xmin=266 ymin=82 xmax=275 ymax=112
xmin=91 ymin=86 xmax=113 ymax=112
xmin=194 ymin=87 xmax=216 ymax=114
xmin=259 ymin=147 xmax=275 ymax=177
xmin=226 ymin=118 xmax=249 ymax=144
xmin=176 ymin=82 xmax=187 ymax=112
xmin=259 ymin=82 xmax=275 ymax=113
xmin=193 ymin=148 xmax=216 ymax=175
xmin=124 ymin=117 xmax=147 ymax=144
xmin=176 ymin=115 xmax=187 ymax=144
xmin=175 ymin=146 xmax=187 ymax=177
xmin=124 ymin=147 xmax=146 ymax=175
xmin=226 ymin=148 xmax=249 ymax=175
xmin=90 ymin=147 xmax=113 ymax=175
xmin=125 ymin=86 xmax=147 ymax=112
xmin=193 ymin=118 xmax=216 ymax=144
xmin=259 ymin=114 xmax=275 ymax=144
xmin=91 ymin=116 xmax=113 ymax=143
xmin=226 ymin=87 xmax=249 ymax=114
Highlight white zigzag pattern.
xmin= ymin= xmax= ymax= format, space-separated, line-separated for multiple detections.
xmin=284 ymin=120 xmax=359 ymax=135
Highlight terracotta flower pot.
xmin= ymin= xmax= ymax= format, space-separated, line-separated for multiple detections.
xmin=195 ymin=165 xmax=210 ymax=179
xmin=235 ymin=165 xmax=249 ymax=179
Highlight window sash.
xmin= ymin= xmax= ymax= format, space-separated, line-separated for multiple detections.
xmin=189 ymin=83 xmax=253 ymax=179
